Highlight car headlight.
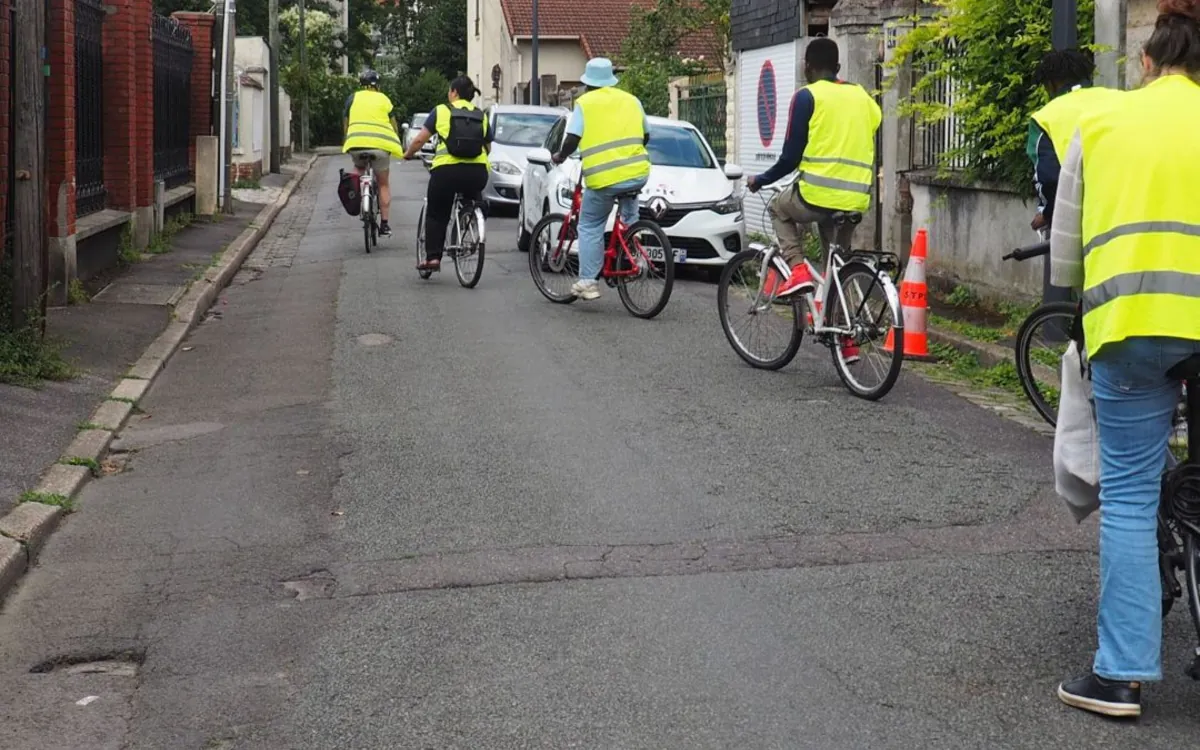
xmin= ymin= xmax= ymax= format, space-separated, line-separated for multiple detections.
xmin=491 ymin=160 xmax=521 ymax=176
xmin=557 ymin=185 xmax=574 ymax=206
xmin=711 ymin=194 xmax=742 ymax=215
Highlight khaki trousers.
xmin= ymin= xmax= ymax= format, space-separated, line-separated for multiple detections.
xmin=767 ymin=184 xmax=856 ymax=266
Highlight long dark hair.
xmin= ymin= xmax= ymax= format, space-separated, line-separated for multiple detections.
xmin=450 ymin=76 xmax=478 ymax=101
xmin=1146 ymin=0 xmax=1200 ymax=74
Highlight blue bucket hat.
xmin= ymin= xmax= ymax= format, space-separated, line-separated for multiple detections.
xmin=580 ymin=58 xmax=619 ymax=88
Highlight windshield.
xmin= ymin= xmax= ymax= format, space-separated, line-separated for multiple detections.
xmin=646 ymin=126 xmax=715 ymax=169
xmin=410 ymin=114 xmax=427 ymax=128
xmin=492 ymin=113 xmax=560 ymax=147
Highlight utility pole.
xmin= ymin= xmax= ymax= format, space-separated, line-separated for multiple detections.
xmin=530 ymin=0 xmax=540 ymax=105
xmin=299 ymin=0 xmax=309 ymax=153
xmin=268 ymin=0 xmax=281 ymax=173
xmin=1042 ymin=0 xmax=1078 ymax=309
xmin=11 ymin=0 xmax=47 ymax=329
xmin=223 ymin=0 xmax=237 ymax=214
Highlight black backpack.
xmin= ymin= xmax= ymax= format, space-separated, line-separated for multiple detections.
xmin=444 ymin=106 xmax=486 ymax=159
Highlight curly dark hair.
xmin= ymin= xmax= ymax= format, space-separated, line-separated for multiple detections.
xmin=1033 ymin=49 xmax=1095 ymax=89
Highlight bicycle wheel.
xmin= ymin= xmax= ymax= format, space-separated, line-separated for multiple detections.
xmin=416 ymin=205 xmax=433 ymax=280
xmin=717 ymin=248 xmax=804 ymax=370
xmin=529 ymin=213 xmax=580 ymax=304
xmin=454 ymin=207 xmax=486 ymax=289
xmin=363 ymin=211 xmax=373 ymax=254
xmin=1014 ymin=301 xmax=1076 ymax=427
xmin=616 ymin=220 xmax=674 ymax=319
xmin=827 ymin=261 xmax=904 ymax=401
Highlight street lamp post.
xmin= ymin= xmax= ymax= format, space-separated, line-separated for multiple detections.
xmin=530 ymin=0 xmax=540 ymax=105
xmin=1042 ymin=0 xmax=1078 ymax=310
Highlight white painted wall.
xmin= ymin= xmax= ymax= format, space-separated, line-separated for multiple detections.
xmin=467 ymin=0 xmax=587 ymax=106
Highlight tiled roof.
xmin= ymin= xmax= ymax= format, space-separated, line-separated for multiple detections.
xmin=499 ymin=0 xmax=719 ymax=63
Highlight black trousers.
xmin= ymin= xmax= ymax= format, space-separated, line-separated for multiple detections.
xmin=426 ymin=163 xmax=489 ymax=261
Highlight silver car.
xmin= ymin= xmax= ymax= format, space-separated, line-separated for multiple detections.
xmin=483 ymin=104 xmax=568 ymax=209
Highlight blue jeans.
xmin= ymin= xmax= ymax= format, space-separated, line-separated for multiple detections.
xmin=1091 ymin=336 xmax=1200 ymax=681
xmin=577 ymin=178 xmax=647 ymax=281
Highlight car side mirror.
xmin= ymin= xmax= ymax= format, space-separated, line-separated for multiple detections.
xmin=401 ymin=123 xmax=409 ymax=132
xmin=723 ymin=162 xmax=744 ymax=180
xmin=527 ymin=148 xmax=553 ymax=166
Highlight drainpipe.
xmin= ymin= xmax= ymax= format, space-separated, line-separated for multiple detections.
xmin=217 ymin=0 xmax=235 ymax=212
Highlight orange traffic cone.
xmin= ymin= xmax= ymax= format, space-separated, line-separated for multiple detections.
xmin=885 ymin=229 xmax=932 ymax=360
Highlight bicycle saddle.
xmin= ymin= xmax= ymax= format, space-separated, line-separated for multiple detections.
xmin=828 ymin=211 xmax=863 ymax=227
xmin=1168 ymin=354 xmax=1200 ymax=380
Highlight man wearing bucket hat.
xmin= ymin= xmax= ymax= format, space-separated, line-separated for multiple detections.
xmin=551 ymin=58 xmax=651 ymax=301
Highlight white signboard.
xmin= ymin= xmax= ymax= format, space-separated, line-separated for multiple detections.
xmin=736 ymin=41 xmax=802 ymax=237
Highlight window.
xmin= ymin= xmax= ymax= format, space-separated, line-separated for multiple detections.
xmin=543 ymin=117 xmax=566 ymax=151
xmin=492 ymin=112 xmax=560 ymax=147
xmin=646 ymin=125 xmax=715 ymax=169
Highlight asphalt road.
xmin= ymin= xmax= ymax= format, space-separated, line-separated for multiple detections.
xmin=2 ymin=157 xmax=1199 ymax=749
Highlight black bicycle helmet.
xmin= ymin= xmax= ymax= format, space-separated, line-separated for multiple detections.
xmin=359 ymin=69 xmax=380 ymax=86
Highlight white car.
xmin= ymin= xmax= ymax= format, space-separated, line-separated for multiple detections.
xmin=399 ymin=113 xmax=435 ymax=170
xmin=516 ymin=115 xmax=745 ymax=274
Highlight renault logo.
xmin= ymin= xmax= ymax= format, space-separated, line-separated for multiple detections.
xmin=647 ymin=197 xmax=669 ymax=219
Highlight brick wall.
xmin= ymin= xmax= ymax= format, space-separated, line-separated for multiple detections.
xmin=0 ymin=0 xmax=11 ymax=259
xmin=234 ymin=161 xmax=263 ymax=181
xmin=103 ymin=0 xmax=138 ymax=210
xmin=47 ymin=0 xmax=76 ymax=237
xmin=172 ymin=12 xmax=215 ymax=173
xmin=133 ymin=0 xmax=153 ymax=208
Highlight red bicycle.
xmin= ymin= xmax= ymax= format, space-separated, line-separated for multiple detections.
xmin=527 ymin=180 xmax=675 ymax=319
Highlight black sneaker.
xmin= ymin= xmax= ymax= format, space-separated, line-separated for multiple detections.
xmin=378 ymin=222 xmax=392 ymax=237
xmin=1057 ymin=674 xmax=1142 ymax=718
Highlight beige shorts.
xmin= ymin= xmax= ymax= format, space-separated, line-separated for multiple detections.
xmin=350 ymin=149 xmax=390 ymax=173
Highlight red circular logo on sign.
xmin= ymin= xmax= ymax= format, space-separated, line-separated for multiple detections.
xmin=757 ymin=61 xmax=778 ymax=148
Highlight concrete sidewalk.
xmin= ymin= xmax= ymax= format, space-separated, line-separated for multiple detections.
xmin=0 ymin=159 xmax=313 ymax=519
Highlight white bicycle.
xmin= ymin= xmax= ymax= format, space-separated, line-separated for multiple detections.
xmin=717 ymin=183 xmax=906 ymax=400
xmin=415 ymin=192 xmax=486 ymax=288
xmin=359 ymin=156 xmax=379 ymax=254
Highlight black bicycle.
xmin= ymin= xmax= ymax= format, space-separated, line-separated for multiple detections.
xmin=1161 ymin=355 xmax=1200 ymax=678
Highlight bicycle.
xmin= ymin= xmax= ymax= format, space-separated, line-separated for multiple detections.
xmin=1159 ymin=357 xmax=1199 ymax=664
xmin=527 ymin=178 xmax=674 ymax=319
xmin=358 ymin=155 xmax=379 ymax=254
xmin=415 ymin=192 xmax=486 ymax=288
xmin=716 ymin=183 xmax=905 ymax=401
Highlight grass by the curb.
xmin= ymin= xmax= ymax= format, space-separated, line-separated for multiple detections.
xmin=17 ymin=490 xmax=72 ymax=510
xmin=929 ymin=313 xmax=1006 ymax=344
xmin=76 ymin=421 xmax=104 ymax=431
xmin=925 ymin=342 xmax=1024 ymax=396
xmin=59 ymin=457 xmax=100 ymax=475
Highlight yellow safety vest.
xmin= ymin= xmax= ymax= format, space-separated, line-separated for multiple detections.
xmin=575 ymin=87 xmax=651 ymax=190
xmin=1078 ymin=74 xmax=1200 ymax=358
xmin=432 ymin=101 xmax=490 ymax=169
xmin=1031 ymin=85 xmax=1120 ymax=163
xmin=797 ymin=80 xmax=881 ymax=212
xmin=342 ymin=90 xmax=403 ymax=156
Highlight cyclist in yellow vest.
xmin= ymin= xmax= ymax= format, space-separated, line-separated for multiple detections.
xmin=403 ymin=76 xmax=492 ymax=271
xmin=747 ymin=38 xmax=882 ymax=361
xmin=342 ymin=70 xmax=403 ymax=236
xmin=1051 ymin=0 xmax=1200 ymax=719
xmin=550 ymin=58 xmax=651 ymax=301
xmin=1027 ymin=50 xmax=1119 ymax=232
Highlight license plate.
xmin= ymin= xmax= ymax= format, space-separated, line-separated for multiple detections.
xmin=645 ymin=245 xmax=686 ymax=263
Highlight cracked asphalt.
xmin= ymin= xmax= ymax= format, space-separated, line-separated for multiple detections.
xmin=2 ymin=157 xmax=1199 ymax=748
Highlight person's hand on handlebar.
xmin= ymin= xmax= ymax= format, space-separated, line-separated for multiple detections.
xmin=1031 ymin=212 xmax=1048 ymax=232
xmin=746 ymin=176 xmax=762 ymax=194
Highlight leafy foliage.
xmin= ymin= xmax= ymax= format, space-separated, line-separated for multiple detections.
xmin=617 ymin=0 xmax=728 ymax=117
xmin=888 ymin=0 xmax=1095 ymax=190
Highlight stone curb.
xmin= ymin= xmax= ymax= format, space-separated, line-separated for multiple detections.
xmin=928 ymin=325 xmax=1060 ymax=388
xmin=0 ymin=153 xmax=322 ymax=604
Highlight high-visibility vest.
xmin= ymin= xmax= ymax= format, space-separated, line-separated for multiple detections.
xmin=1031 ymin=85 xmax=1121 ymax=163
xmin=796 ymin=80 xmax=881 ymax=212
xmin=342 ymin=90 xmax=403 ymax=156
xmin=1078 ymin=74 xmax=1200 ymax=358
xmin=575 ymin=87 xmax=651 ymax=190
xmin=431 ymin=100 xmax=490 ymax=169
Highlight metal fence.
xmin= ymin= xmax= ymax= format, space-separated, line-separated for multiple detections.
xmin=152 ymin=14 xmax=193 ymax=189
xmin=911 ymin=46 xmax=970 ymax=172
xmin=5 ymin=5 xmax=17 ymax=253
xmin=678 ymin=81 xmax=727 ymax=161
xmin=75 ymin=0 xmax=106 ymax=217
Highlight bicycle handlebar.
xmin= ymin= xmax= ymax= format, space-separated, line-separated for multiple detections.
xmin=1002 ymin=240 xmax=1050 ymax=262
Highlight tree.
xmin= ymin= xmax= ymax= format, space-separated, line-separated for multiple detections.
xmin=888 ymin=0 xmax=1096 ymax=190
xmin=617 ymin=0 xmax=729 ymax=116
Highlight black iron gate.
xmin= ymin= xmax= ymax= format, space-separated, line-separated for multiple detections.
xmin=152 ymin=14 xmax=192 ymax=189
xmin=75 ymin=0 xmax=106 ymax=217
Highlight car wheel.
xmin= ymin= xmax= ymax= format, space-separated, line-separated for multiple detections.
xmin=516 ymin=193 xmax=532 ymax=252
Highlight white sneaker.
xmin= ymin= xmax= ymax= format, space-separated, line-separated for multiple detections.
xmin=571 ymin=280 xmax=601 ymax=300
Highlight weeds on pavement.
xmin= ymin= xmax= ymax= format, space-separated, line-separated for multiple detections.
xmin=17 ymin=490 xmax=73 ymax=510
xmin=0 ymin=263 xmax=75 ymax=387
